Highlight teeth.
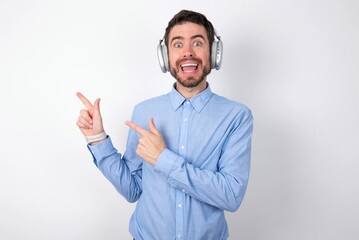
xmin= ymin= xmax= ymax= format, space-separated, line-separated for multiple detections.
xmin=181 ymin=63 xmax=198 ymax=67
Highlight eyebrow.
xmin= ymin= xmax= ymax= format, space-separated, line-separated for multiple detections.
xmin=170 ymin=34 xmax=206 ymax=45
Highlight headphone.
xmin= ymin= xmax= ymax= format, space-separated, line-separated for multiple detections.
xmin=157 ymin=33 xmax=223 ymax=73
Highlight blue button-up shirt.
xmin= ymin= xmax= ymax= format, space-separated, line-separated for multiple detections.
xmin=88 ymin=85 xmax=253 ymax=240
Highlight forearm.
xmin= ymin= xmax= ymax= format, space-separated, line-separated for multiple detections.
xmin=154 ymin=148 xmax=250 ymax=212
xmin=88 ymin=137 xmax=142 ymax=203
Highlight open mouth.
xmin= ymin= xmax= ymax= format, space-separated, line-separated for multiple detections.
xmin=181 ymin=63 xmax=198 ymax=72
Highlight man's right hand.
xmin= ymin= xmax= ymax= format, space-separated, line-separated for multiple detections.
xmin=76 ymin=92 xmax=104 ymax=137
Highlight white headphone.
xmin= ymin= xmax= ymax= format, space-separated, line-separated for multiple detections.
xmin=157 ymin=33 xmax=223 ymax=73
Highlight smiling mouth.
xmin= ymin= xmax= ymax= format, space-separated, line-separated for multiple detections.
xmin=181 ymin=63 xmax=198 ymax=72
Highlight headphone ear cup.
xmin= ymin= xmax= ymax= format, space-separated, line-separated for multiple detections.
xmin=211 ymin=38 xmax=223 ymax=70
xmin=157 ymin=40 xmax=169 ymax=73
xmin=162 ymin=44 xmax=169 ymax=72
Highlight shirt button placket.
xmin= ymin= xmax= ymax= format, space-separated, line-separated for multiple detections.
xmin=175 ymin=100 xmax=191 ymax=240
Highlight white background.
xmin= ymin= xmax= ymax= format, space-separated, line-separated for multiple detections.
xmin=1 ymin=0 xmax=358 ymax=239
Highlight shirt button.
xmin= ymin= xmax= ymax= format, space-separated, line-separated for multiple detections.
xmin=180 ymin=146 xmax=184 ymax=149
xmin=178 ymin=203 xmax=182 ymax=208
xmin=183 ymin=118 xmax=187 ymax=122
xmin=177 ymin=234 xmax=182 ymax=239
xmin=182 ymin=189 xmax=185 ymax=193
xmin=186 ymin=101 xmax=190 ymax=104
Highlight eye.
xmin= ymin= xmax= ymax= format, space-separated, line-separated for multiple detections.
xmin=193 ymin=41 xmax=202 ymax=47
xmin=174 ymin=42 xmax=183 ymax=48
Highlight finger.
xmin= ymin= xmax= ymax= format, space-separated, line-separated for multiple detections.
xmin=78 ymin=116 xmax=93 ymax=129
xmin=77 ymin=119 xmax=92 ymax=129
xmin=149 ymin=118 xmax=160 ymax=135
xmin=125 ymin=121 xmax=149 ymax=136
xmin=93 ymin=98 xmax=101 ymax=117
xmin=80 ymin=109 xmax=93 ymax=124
xmin=76 ymin=92 xmax=94 ymax=111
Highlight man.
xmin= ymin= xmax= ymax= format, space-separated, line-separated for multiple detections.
xmin=77 ymin=9 xmax=253 ymax=240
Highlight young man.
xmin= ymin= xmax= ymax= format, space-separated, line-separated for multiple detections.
xmin=77 ymin=10 xmax=253 ymax=240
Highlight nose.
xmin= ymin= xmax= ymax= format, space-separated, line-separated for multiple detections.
xmin=183 ymin=44 xmax=194 ymax=58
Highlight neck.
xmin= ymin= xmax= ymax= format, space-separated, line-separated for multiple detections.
xmin=176 ymin=80 xmax=208 ymax=99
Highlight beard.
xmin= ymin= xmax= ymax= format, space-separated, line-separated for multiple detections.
xmin=169 ymin=58 xmax=211 ymax=88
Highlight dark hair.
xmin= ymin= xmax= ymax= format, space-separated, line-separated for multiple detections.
xmin=164 ymin=10 xmax=215 ymax=48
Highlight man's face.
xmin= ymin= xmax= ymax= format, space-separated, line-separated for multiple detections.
xmin=168 ymin=22 xmax=211 ymax=88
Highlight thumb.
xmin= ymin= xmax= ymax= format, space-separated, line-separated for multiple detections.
xmin=93 ymin=98 xmax=101 ymax=117
xmin=149 ymin=118 xmax=160 ymax=135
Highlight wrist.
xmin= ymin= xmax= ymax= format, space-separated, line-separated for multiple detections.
xmin=85 ymin=132 xmax=107 ymax=144
xmin=89 ymin=138 xmax=107 ymax=146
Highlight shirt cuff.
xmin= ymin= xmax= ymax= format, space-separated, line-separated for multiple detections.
xmin=154 ymin=148 xmax=180 ymax=177
xmin=87 ymin=136 xmax=117 ymax=162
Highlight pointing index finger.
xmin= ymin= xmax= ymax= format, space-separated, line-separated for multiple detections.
xmin=126 ymin=121 xmax=149 ymax=136
xmin=76 ymin=92 xmax=93 ymax=110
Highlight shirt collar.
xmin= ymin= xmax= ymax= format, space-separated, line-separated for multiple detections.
xmin=168 ymin=83 xmax=213 ymax=112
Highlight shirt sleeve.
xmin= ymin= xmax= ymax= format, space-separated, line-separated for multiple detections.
xmin=87 ymin=136 xmax=142 ymax=203
xmin=154 ymin=108 xmax=253 ymax=212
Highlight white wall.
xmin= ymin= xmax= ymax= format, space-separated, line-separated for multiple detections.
xmin=1 ymin=0 xmax=358 ymax=239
